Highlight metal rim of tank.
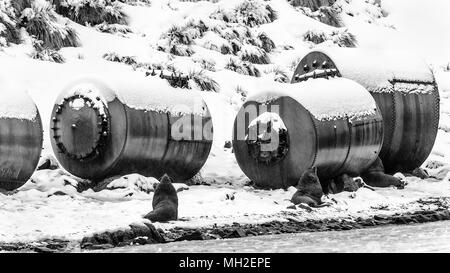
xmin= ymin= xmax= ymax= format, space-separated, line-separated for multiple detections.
xmin=233 ymin=97 xmax=318 ymax=189
xmin=291 ymin=52 xmax=341 ymax=83
xmin=51 ymin=94 xmax=110 ymax=162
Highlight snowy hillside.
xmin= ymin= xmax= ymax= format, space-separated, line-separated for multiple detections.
xmin=1 ymin=0 xmax=450 ymax=244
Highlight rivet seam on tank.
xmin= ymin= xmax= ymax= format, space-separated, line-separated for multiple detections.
xmin=293 ymin=60 xmax=339 ymax=82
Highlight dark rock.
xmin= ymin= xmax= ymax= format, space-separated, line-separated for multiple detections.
xmin=224 ymin=141 xmax=232 ymax=149
xmin=37 ymin=156 xmax=59 ymax=171
xmin=143 ymin=222 xmax=166 ymax=243
xmin=129 ymin=223 xmax=151 ymax=237
xmin=393 ymin=217 xmax=408 ymax=225
xmin=80 ymin=236 xmax=99 ymax=249
xmin=413 ymin=214 xmax=430 ymax=223
xmin=410 ymin=168 xmax=430 ymax=179
xmin=93 ymin=232 xmax=114 ymax=245
xmin=374 ymin=215 xmax=388 ymax=221
xmin=175 ymin=230 xmax=205 ymax=242
xmin=110 ymin=229 xmax=127 ymax=245
xmin=34 ymin=246 xmax=56 ymax=253
xmin=132 ymin=237 xmax=148 ymax=245
xmin=48 ymin=191 xmax=68 ymax=197
xmin=87 ymin=244 xmax=115 ymax=250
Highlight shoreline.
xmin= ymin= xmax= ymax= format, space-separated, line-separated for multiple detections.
xmin=2 ymin=197 xmax=449 ymax=252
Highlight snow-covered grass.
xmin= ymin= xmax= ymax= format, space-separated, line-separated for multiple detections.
xmin=53 ymin=0 xmax=128 ymax=26
xmin=0 ymin=0 xmax=449 ymax=244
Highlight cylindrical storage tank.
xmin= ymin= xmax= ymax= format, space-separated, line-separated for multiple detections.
xmin=50 ymin=77 xmax=213 ymax=182
xmin=232 ymin=78 xmax=383 ymax=189
xmin=292 ymin=48 xmax=440 ymax=173
xmin=0 ymin=82 xmax=43 ymax=191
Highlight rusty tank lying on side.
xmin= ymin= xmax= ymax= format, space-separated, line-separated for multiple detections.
xmin=232 ymin=78 xmax=383 ymax=189
xmin=292 ymin=48 xmax=440 ymax=173
xmin=50 ymin=77 xmax=213 ymax=182
xmin=0 ymin=82 xmax=43 ymax=191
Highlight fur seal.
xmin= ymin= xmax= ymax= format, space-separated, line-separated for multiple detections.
xmin=361 ymin=157 xmax=407 ymax=188
xmin=144 ymin=174 xmax=178 ymax=222
xmin=291 ymin=167 xmax=323 ymax=207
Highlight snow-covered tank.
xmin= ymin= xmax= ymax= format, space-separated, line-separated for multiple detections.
xmin=232 ymin=78 xmax=383 ymax=189
xmin=0 ymin=83 xmax=43 ymax=191
xmin=292 ymin=48 xmax=440 ymax=173
xmin=50 ymin=77 xmax=213 ymax=182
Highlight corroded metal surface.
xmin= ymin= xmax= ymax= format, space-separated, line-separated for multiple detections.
xmin=232 ymin=81 xmax=383 ymax=189
xmin=50 ymin=79 xmax=213 ymax=182
xmin=292 ymin=50 xmax=440 ymax=173
xmin=0 ymin=103 xmax=43 ymax=191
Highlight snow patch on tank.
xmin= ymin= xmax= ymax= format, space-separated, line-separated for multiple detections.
xmin=112 ymin=76 xmax=208 ymax=117
xmin=57 ymin=76 xmax=209 ymax=117
xmin=249 ymin=78 xmax=378 ymax=122
xmin=374 ymin=82 xmax=436 ymax=95
xmin=0 ymin=80 xmax=38 ymax=121
xmin=313 ymin=48 xmax=436 ymax=94
xmin=248 ymin=112 xmax=287 ymax=133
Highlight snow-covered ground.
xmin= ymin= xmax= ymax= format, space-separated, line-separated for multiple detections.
xmin=1 ymin=0 xmax=450 ymax=243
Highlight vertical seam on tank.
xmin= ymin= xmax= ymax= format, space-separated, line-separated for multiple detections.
xmin=101 ymin=101 xmax=128 ymax=177
xmin=432 ymin=81 xmax=440 ymax=137
xmin=32 ymin=107 xmax=44 ymax=173
xmin=388 ymin=83 xmax=397 ymax=154
xmin=337 ymin=115 xmax=352 ymax=175
xmin=160 ymin=112 xmax=172 ymax=161
xmin=310 ymin=113 xmax=318 ymax=168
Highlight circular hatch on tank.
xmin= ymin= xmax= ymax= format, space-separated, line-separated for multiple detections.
xmin=246 ymin=112 xmax=290 ymax=165
xmin=51 ymin=94 xmax=110 ymax=161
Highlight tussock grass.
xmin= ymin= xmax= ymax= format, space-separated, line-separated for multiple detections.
xmin=303 ymin=29 xmax=327 ymax=44
xmin=289 ymin=0 xmax=336 ymax=11
xmin=303 ymin=28 xmax=357 ymax=47
xmin=315 ymin=6 xmax=343 ymax=27
xmin=31 ymin=39 xmax=65 ymax=63
xmin=103 ymin=52 xmax=138 ymax=65
xmin=211 ymin=1 xmax=277 ymax=27
xmin=234 ymin=0 xmax=277 ymax=26
xmin=95 ymin=22 xmax=132 ymax=36
xmin=239 ymin=44 xmax=270 ymax=64
xmin=330 ymin=29 xmax=357 ymax=47
xmin=257 ymin=32 xmax=275 ymax=53
xmin=265 ymin=66 xmax=289 ymax=83
xmin=0 ymin=15 xmax=21 ymax=45
xmin=189 ymin=70 xmax=219 ymax=92
xmin=169 ymin=43 xmax=194 ymax=56
xmin=235 ymin=0 xmax=277 ymax=27
xmin=225 ymin=57 xmax=261 ymax=77
xmin=31 ymin=47 xmax=65 ymax=63
xmin=158 ymin=20 xmax=210 ymax=56
xmin=22 ymin=2 xmax=80 ymax=50
xmin=235 ymin=85 xmax=248 ymax=101
xmin=117 ymin=0 xmax=152 ymax=7
xmin=0 ymin=0 xmax=23 ymax=45
xmin=193 ymin=57 xmax=217 ymax=72
xmin=52 ymin=0 xmax=128 ymax=25
xmin=10 ymin=0 xmax=32 ymax=14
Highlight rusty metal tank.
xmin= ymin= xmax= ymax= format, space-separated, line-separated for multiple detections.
xmin=0 ymin=82 xmax=43 ymax=191
xmin=292 ymin=48 xmax=440 ymax=173
xmin=232 ymin=78 xmax=383 ymax=189
xmin=50 ymin=77 xmax=213 ymax=182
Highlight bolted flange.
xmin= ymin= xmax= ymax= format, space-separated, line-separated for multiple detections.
xmin=51 ymin=94 xmax=110 ymax=161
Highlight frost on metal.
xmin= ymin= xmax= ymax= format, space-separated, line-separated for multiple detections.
xmin=0 ymin=80 xmax=38 ymax=121
xmin=58 ymin=76 xmax=209 ymax=117
xmin=250 ymin=78 xmax=378 ymax=122
xmin=316 ymin=48 xmax=436 ymax=94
